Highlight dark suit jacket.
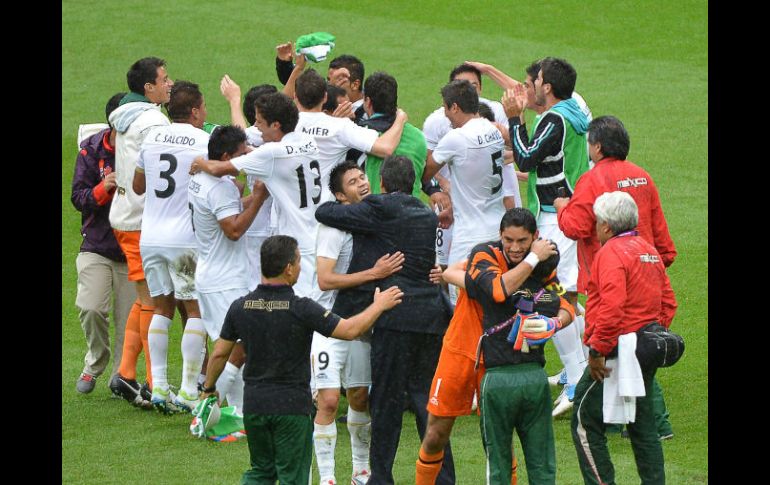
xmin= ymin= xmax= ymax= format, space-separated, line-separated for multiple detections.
xmin=315 ymin=192 xmax=449 ymax=334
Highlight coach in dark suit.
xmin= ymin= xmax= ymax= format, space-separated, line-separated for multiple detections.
xmin=315 ymin=155 xmax=455 ymax=485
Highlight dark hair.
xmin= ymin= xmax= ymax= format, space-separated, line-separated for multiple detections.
xmin=127 ymin=57 xmax=166 ymax=95
xmin=322 ymin=83 xmax=347 ymax=113
xmin=260 ymin=235 xmax=299 ymax=277
xmin=449 ymin=63 xmax=482 ymax=88
xmin=477 ymin=102 xmax=495 ymax=122
xmin=381 ymin=155 xmax=415 ymax=194
xmin=500 ymin=207 xmax=537 ymax=234
xmin=363 ymin=71 xmax=398 ymax=116
xmin=540 ymin=57 xmax=576 ymax=100
xmin=531 ymin=247 xmax=560 ymax=282
xmin=208 ymin=125 xmax=247 ymax=160
xmin=295 ymin=69 xmax=327 ymax=109
xmin=329 ymin=54 xmax=365 ymax=87
xmin=243 ymin=84 xmax=278 ymax=126
xmin=167 ymin=80 xmax=203 ymax=122
xmin=525 ymin=60 xmax=542 ymax=84
xmin=441 ymin=79 xmax=479 ymax=114
xmin=587 ymin=116 xmax=630 ymax=160
xmin=329 ymin=160 xmax=362 ymax=195
xmin=106 ymin=92 xmax=126 ymax=125
xmin=255 ymin=92 xmax=298 ymax=134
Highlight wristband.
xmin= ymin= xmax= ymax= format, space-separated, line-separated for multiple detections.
xmin=523 ymin=252 xmax=539 ymax=269
xmin=422 ymin=177 xmax=442 ymax=197
xmin=198 ymin=382 xmax=216 ymax=393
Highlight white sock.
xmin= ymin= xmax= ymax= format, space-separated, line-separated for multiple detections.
xmin=215 ymin=361 xmax=239 ymax=405
xmin=313 ymin=421 xmax=337 ymax=482
xmin=227 ymin=366 xmax=244 ymax=413
xmin=573 ymin=302 xmax=590 ymax=361
xmin=553 ymin=321 xmax=585 ymax=386
xmin=180 ymin=317 xmax=206 ymax=397
xmin=148 ymin=314 xmax=172 ymax=392
xmin=198 ymin=373 xmax=207 ymax=386
xmin=574 ymin=313 xmax=590 ymax=361
xmin=347 ymin=408 xmax=371 ymax=474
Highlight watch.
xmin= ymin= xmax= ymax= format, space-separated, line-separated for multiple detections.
xmin=588 ymin=348 xmax=603 ymax=358
xmin=198 ymin=382 xmax=216 ymax=393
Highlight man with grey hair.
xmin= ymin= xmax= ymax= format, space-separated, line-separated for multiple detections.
xmin=571 ymin=191 xmax=677 ymax=485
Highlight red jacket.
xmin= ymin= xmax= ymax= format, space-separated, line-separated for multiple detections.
xmin=584 ymin=233 xmax=677 ymax=356
xmin=556 ymin=157 xmax=676 ymax=293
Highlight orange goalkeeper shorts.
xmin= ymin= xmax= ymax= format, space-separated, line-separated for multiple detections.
xmin=427 ymin=346 xmax=485 ymax=417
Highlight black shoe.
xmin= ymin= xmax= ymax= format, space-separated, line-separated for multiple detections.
xmin=109 ymin=374 xmax=152 ymax=409
xmin=140 ymin=382 xmax=152 ymax=402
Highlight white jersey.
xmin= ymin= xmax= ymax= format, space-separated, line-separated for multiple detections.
xmin=137 ymin=123 xmax=207 ymax=248
xmin=188 ymin=172 xmax=250 ymax=293
xmin=422 ymin=96 xmax=508 ymax=151
xmin=230 ymin=131 xmax=323 ymax=254
xmin=432 ymin=117 xmax=506 ymax=257
xmin=295 ymin=111 xmax=379 ymax=187
xmin=423 ymin=97 xmax=520 ymax=205
xmin=314 ymin=224 xmax=353 ymax=310
xmin=108 ymin=102 xmax=170 ymax=231
xmin=243 ymin=126 xmax=274 ymax=238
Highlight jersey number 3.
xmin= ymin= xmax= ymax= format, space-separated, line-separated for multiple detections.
xmin=156 ymin=153 xmax=178 ymax=199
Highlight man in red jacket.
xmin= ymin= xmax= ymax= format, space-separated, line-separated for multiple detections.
xmin=571 ymin=191 xmax=676 ymax=485
xmin=554 ymin=115 xmax=676 ymax=293
xmin=554 ymin=115 xmax=677 ymax=436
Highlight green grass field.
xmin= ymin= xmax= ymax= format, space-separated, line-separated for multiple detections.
xmin=62 ymin=1 xmax=707 ymax=483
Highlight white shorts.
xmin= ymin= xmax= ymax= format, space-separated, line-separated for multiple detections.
xmin=139 ymin=246 xmax=197 ymax=300
xmin=435 ymin=223 xmax=453 ymax=266
xmin=293 ymin=251 xmax=317 ymax=298
xmin=245 ymin=234 xmax=268 ymax=291
xmin=198 ymin=287 xmax=249 ymax=340
xmin=537 ymin=212 xmax=578 ymax=291
xmin=311 ymin=332 xmax=371 ymax=390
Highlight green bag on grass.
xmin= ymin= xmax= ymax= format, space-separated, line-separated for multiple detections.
xmin=190 ymin=396 xmax=246 ymax=442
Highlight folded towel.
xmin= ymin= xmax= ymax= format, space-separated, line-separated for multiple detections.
xmin=602 ymin=332 xmax=645 ymax=424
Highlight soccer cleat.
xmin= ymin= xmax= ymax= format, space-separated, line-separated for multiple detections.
xmin=351 ymin=469 xmax=370 ymax=484
xmin=151 ymin=387 xmax=182 ymax=415
xmin=548 ymin=368 xmax=567 ymax=387
xmin=76 ymin=373 xmax=97 ymax=394
xmin=173 ymin=389 xmax=200 ymax=413
xmin=140 ymin=382 xmax=152 ymax=402
xmin=552 ymin=384 xmax=575 ymax=417
xmin=109 ymin=374 xmax=152 ymax=408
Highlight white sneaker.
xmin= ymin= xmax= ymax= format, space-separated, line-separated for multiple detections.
xmin=552 ymin=384 xmax=575 ymax=417
xmin=548 ymin=368 xmax=566 ymax=387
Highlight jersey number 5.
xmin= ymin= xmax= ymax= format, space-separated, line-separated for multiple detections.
xmin=490 ymin=150 xmax=503 ymax=195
